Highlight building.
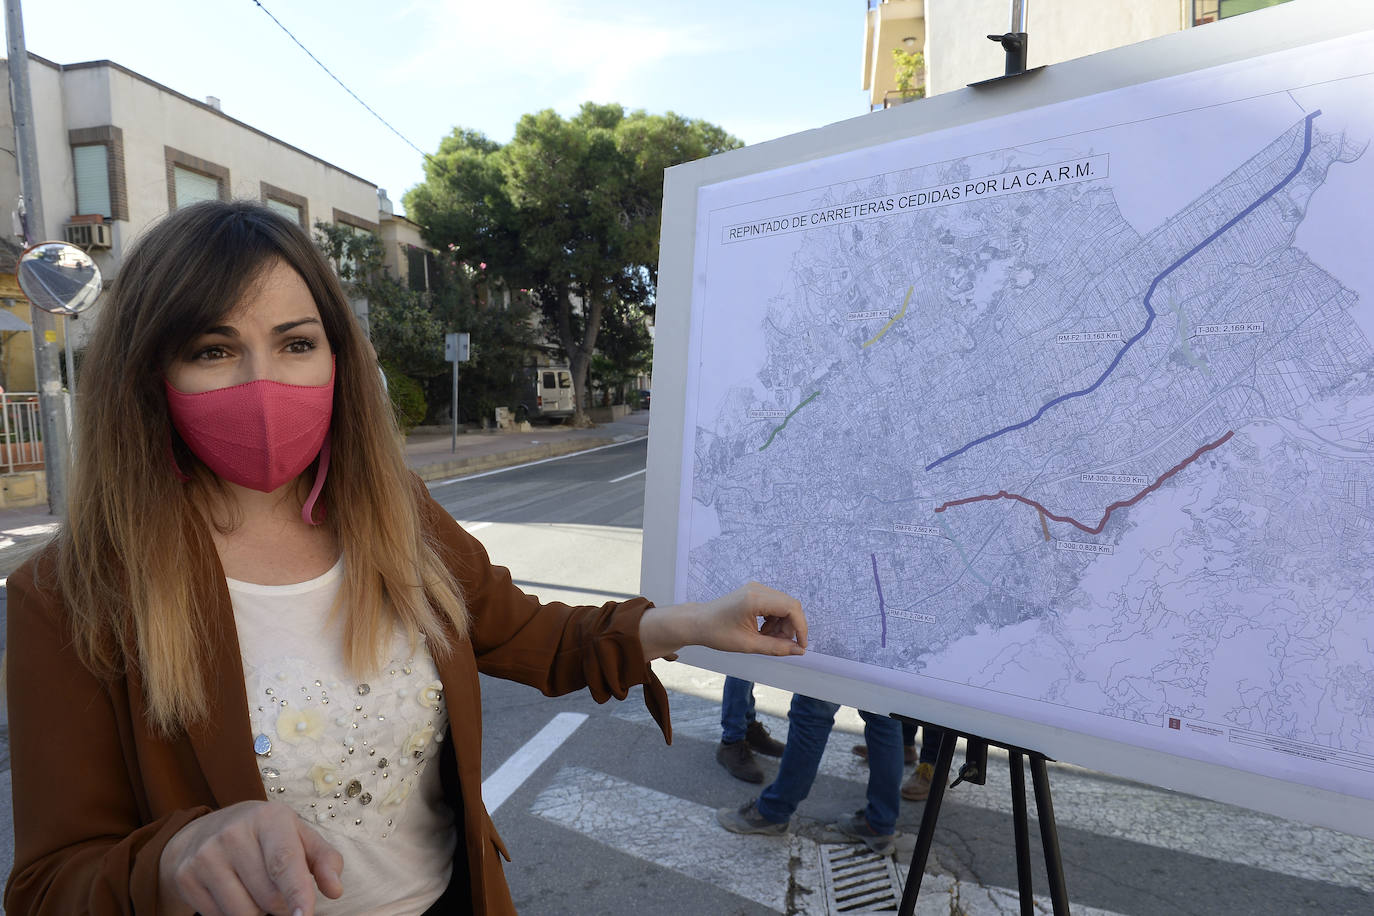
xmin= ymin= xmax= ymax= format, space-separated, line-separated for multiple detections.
xmin=863 ymin=0 xmax=1293 ymax=108
xmin=0 ymin=53 xmax=385 ymax=382
xmin=377 ymin=188 xmax=440 ymax=293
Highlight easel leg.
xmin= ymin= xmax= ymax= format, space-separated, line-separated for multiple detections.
xmin=1009 ymin=752 xmax=1034 ymax=916
xmin=897 ymin=727 xmax=959 ymax=916
xmin=1030 ymin=754 xmax=1071 ymax=915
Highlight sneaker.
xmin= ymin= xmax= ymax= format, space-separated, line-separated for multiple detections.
xmin=717 ymin=800 xmax=788 ymax=835
xmin=902 ymin=762 xmax=935 ymax=801
xmin=745 ymin=720 xmax=785 ymax=758
xmin=851 ymin=744 xmax=918 ymax=766
xmin=716 ymin=740 xmax=764 ymax=783
xmin=830 ymin=810 xmax=896 ymax=856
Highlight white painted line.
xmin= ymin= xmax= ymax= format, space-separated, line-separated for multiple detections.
xmin=611 ymin=696 xmax=1374 ymax=894
xmin=1 ymin=523 xmax=59 ymax=537
xmin=532 ymin=765 xmax=820 ymax=913
xmin=608 ymin=467 xmax=646 ymax=483
xmin=429 ymin=436 xmax=648 ymax=487
xmin=530 ymin=765 xmax=1131 ymax=916
xmin=463 ymin=521 xmax=493 ymax=533
xmin=482 ymin=712 xmax=587 ymax=814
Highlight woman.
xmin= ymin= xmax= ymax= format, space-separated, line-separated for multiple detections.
xmin=4 ymin=201 xmax=806 ymax=915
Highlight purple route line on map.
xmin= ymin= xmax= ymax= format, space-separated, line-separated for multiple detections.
xmin=871 ymin=553 xmax=886 ymax=648
xmin=924 ymin=110 xmax=1321 ymax=473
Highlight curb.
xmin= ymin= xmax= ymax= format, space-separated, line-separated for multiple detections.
xmin=407 ymin=437 xmax=619 ymax=482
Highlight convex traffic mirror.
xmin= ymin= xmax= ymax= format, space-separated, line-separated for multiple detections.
xmin=17 ymin=241 xmax=102 ymax=315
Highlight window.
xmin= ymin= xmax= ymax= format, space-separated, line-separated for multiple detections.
xmin=558 ymin=372 xmax=572 ymax=389
xmin=1194 ymin=0 xmax=1291 ymax=25
xmin=73 ymin=145 xmax=111 ymax=217
xmin=165 ymin=147 xmax=229 ymax=210
xmin=264 ymin=197 xmax=303 ymax=225
xmin=406 ymin=246 xmax=440 ymax=292
xmin=68 ymin=126 xmax=127 ymax=220
xmin=543 ymin=372 xmax=556 ymax=389
xmin=260 ymin=182 xmax=309 ymax=229
xmin=331 ymin=209 xmax=380 ymax=282
xmin=174 ymin=167 xmax=220 ymax=208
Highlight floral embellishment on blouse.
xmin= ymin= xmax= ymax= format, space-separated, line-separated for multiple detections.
xmin=418 ymin=680 xmax=443 ymax=709
xmin=277 ymin=706 xmax=326 ymax=744
xmin=381 ymin=777 xmax=414 ymax=809
xmin=308 ymin=762 xmax=341 ymax=796
xmin=403 ymin=725 xmax=435 ymax=759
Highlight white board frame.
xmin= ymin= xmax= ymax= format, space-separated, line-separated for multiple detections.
xmin=642 ymin=0 xmax=1374 ymax=840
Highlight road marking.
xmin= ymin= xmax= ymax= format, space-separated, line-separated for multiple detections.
xmin=531 ymin=765 xmax=1132 ymax=915
xmin=532 ymin=765 xmax=824 ymax=913
xmin=428 ymin=436 xmax=648 ymax=487
xmin=1 ymin=523 xmax=58 ymax=537
xmin=612 ymin=693 xmax=1374 ymax=893
xmin=463 ymin=521 xmax=493 ymax=533
xmin=608 ymin=467 xmax=646 ymax=483
xmin=482 ymin=712 xmax=587 ymax=814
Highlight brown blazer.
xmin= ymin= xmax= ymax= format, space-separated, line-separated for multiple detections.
xmin=4 ymin=486 xmax=673 ymax=914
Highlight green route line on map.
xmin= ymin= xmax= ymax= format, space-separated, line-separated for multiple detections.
xmin=933 ymin=516 xmax=992 ymax=587
xmin=1171 ymin=295 xmax=1211 ymax=375
xmin=758 ymin=391 xmax=821 ymax=451
xmin=863 ymin=285 xmax=914 ymax=348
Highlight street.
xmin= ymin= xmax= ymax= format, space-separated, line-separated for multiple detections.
xmin=1 ymin=437 xmax=1372 ymax=913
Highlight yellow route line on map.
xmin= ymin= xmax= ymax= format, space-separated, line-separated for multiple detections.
xmin=863 ymin=285 xmax=913 ymax=348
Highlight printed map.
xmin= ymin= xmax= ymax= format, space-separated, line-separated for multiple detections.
xmin=679 ymin=36 xmax=1374 ymax=802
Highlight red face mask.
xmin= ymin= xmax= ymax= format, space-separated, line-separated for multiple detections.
xmin=165 ymin=367 xmax=334 ymax=496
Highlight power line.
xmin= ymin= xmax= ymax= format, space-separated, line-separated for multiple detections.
xmin=249 ymin=0 xmax=434 ymax=164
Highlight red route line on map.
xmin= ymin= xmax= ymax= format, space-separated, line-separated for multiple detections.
xmin=933 ymin=430 xmax=1235 ymax=535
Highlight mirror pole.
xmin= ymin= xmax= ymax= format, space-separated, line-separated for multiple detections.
xmin=5 ymin=0 xmax=70 ymax=515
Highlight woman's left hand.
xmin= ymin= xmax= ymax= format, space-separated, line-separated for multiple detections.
xmin=640 ymin=582 xmax=807 ymax=660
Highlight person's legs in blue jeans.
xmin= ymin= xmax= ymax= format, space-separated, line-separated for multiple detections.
xmin=720 ymin=677 xmax=755 ymax=744
xmin=918 ymin=726 xmax=945 ymax=766
xmin=755 ymin=694 xmax=839 ymax=823
xmin=902 ymin=724 xmax=947 ymax=800
xmin=856 ymin=711 xmax=903 ymax=835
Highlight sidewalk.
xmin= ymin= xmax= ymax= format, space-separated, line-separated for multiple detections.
xmin=0 ymin=410 xmax=652 ymax=579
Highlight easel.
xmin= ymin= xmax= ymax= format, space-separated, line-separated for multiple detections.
xmin=893 ymin=718 xmax=1071 ymax=916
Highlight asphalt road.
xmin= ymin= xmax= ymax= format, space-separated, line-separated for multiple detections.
xmin=1 ymin=437 xmax=1371 ymax=914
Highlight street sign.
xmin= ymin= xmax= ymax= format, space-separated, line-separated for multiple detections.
xmin=445 ymin=332 xmax=470 ymax=363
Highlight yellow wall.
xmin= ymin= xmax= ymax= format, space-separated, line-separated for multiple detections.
xmin=0 ymin=275 xmax=67 ymax=392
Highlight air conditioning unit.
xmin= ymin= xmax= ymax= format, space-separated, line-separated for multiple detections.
xmin=63 ymin=221 xmax=112 ymax=250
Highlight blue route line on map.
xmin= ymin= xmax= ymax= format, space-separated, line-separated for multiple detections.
xmin=925 ymin=110 xmax=1321 ymax=473
xmin=871 ymin=553 xmax=887 ymax=648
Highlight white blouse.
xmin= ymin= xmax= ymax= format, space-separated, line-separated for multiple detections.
xmin=229 ymin=556 xmax=457 ymax=915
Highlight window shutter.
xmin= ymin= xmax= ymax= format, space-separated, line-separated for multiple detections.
xmin=174 ymin=166 xmax=220 ymax=208
xmin=73 ymin=145 xmax=112 ymax=217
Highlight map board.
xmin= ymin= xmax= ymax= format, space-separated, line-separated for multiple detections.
xmin=641 ymin=2 xmax=1374 ymax=840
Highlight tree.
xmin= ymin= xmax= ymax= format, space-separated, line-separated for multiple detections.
xmin=405 ymin=103 xmax=742 ymax=425
xmin=313 ymin=223 xmax=538 ymax=427
xmin=892 ymin=49 xmax=926 ymax=100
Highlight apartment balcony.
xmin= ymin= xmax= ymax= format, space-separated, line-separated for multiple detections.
xmin=873 ymin=85 xmax=927 ymax=111
xmin=862 ymin=0 xmax=926 ymax=110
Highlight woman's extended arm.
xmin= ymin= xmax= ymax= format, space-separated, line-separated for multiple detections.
xmin=637 ymin=582 xmax=807 ymax=661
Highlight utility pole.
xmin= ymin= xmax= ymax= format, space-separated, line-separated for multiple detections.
xmin=6 ymin=0 xmax=70 ymax=515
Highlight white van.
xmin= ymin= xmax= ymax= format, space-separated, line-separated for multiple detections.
xmin=519 ymin=366 xmax=576 ymax=421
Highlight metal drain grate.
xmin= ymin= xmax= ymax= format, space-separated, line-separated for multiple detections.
xmin=819 ymin=844 xmax=902 ymax=912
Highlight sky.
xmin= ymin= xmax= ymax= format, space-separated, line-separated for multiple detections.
xmin=15 ymin=0 xmax=874 ymax=217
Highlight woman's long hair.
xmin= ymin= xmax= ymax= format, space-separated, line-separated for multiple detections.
xmin=56 ymin=200 xmax=468 ymax=734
